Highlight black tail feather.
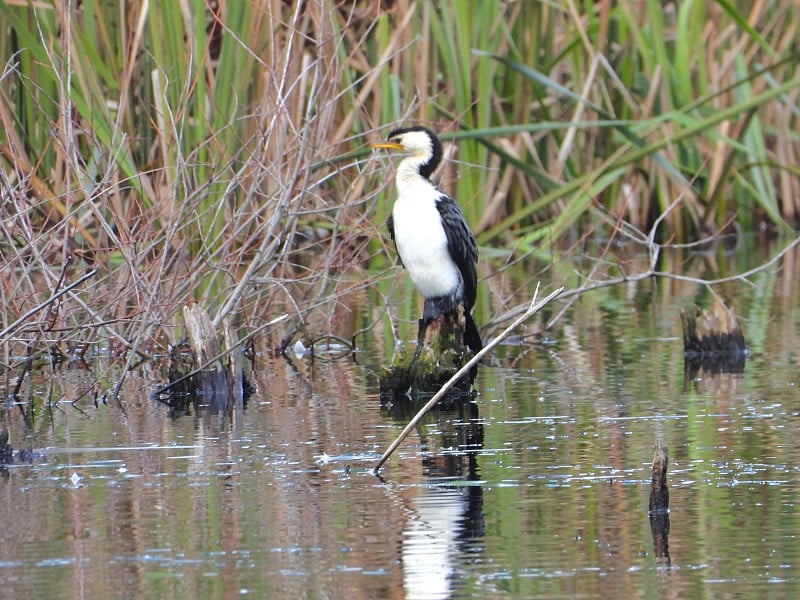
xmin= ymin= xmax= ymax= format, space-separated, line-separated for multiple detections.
xmin=464 ymin=310 xmax=483 ymax=355
xmin=464 ymin=311 xmax=482 ymax=384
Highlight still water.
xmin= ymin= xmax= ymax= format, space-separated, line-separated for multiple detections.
xmin=1 ymin=246 xmax=799 ymax=599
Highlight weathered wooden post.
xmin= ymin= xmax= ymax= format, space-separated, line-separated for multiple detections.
xmin=648 ymin=439 xmax=671 ymax=569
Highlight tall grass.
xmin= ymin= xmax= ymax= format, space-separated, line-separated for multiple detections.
xmin=0 ymin=0 xmax=798 ymax=365
xmin=0 ymin=1 xmax=390 ymax=363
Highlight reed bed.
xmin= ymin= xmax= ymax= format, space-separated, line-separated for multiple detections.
xmin=0 ymin=1 xmax=798 ymax=371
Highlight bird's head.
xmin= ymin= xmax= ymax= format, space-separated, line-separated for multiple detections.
xmin=372 ymin=126 xmax=443 ymax=179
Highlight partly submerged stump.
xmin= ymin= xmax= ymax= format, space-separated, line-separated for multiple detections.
xmin=156 ymin=305 xmax=248 ymax=414
xmin=680 ymin=300 xmax=746 ymax=374
xmin=649 ymin=439 xmax=669 ymax=514
xmin=648 ymin=438 xmax=671 ymax=569
xmin=379 ymin=304 xmax=476 ymax=401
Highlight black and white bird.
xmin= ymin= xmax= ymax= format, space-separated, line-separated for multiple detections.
xmin=373 ymin=126 xmax=482 ymax=355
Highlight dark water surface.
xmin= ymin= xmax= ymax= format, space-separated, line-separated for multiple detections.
xmin=1 ymin=246 xmax=799 ymax=599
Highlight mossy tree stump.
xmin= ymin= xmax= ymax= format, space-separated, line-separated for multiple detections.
xmin=379 ymin=304 xmax=476 ymax=399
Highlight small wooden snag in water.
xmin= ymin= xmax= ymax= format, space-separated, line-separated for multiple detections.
xmin=649 ymin=439 xmax=671 ymax=569
xmin=680 ymin=301 xmax=745 ymax=355
xmin=649 ymin=439 xmax=669 ymax=513
xmin=154 ymin=305 xmax=247 ymax=413
xmin=680 ymin=299 xmax=746 ymax=374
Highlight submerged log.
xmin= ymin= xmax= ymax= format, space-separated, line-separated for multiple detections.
xmin=379 ymin=304 xmax=476 ymax=400
xmin=648 ymin=439 xmax=671 ymax=569
xmin=680 ymin=300 xmax=746 ymax=374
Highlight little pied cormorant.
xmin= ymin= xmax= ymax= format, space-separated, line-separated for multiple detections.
xmin=373 ymin=126 xmax=483 ymax=355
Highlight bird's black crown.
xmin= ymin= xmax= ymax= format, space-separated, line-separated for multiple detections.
xmin=385 ymin=125 xmax=443 ymax=179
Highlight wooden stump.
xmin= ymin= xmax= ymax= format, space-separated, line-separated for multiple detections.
xmin=157 ymin=305 xmax=248 ymax=414
xmin=379 ymin=304 xmax=476 ymax=401
xmin=648 ymin=439 xmax=671 ymax=569
xmin=680 ymin=299 xmax=746 ymax=375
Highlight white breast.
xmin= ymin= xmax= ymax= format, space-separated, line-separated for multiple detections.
xmin=392 ymin=174 xmax=461 ymax=299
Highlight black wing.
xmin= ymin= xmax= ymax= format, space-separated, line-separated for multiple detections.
xmin=386 ymin=213 xmax=404 ymax=268
xmin=436 ymin=191 xmax=478 ymax=309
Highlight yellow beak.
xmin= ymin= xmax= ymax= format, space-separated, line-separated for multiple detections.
xmin=372 ymin=141 xmax=404 ymax=150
